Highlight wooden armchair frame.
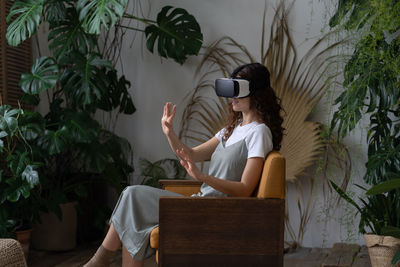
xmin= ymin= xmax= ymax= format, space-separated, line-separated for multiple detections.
xmin=150 ymin=151 xmax=286 ymax=267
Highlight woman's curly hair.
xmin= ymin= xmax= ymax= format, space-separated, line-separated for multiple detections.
xmin=223 ymin=63 xmax=285 ymax=151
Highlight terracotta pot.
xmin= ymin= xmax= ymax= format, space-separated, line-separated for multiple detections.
xmin=16 ymin=228 xmax=32 ymax=261
xmin=364 ymin=233 xmax=400 ymax=267
xmin=31 ymin=202 xmax=77 ymax=251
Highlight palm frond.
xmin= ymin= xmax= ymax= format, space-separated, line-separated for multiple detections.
xmin=178 ymin=0 xmax=352 ymax=246
xmin=180 ymin=1 xmax=347 ymax=182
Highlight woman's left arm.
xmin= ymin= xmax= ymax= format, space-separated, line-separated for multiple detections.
xmin=177 ymin=148 xmax=264 ymax=197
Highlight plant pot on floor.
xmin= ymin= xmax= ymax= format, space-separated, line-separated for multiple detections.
xmin=364 ymin=234 xmax=400 ymax=267
xmin=16 ymin=228 xmax=32 ymax=261
xmin=31 ymin=202 xmax=77 ymax=251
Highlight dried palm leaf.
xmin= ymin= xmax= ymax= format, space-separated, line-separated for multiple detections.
xmin=178 ymin=0 xmax=351 ymax=246
xmin=180 ymin=1 xmax=346 ymax=182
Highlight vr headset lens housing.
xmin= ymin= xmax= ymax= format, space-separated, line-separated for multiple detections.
xmin=215 ymin=78 xmax=250 ymax=98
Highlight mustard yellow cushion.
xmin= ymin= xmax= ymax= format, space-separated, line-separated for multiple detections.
xmin=150 ymin=227 xmax=159 ymax=249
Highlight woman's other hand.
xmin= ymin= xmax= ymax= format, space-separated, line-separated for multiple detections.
xmin=176 ymin=148 xmax=205 ymax=181
xmin=161 ymin=102 xmax=176 ymax=136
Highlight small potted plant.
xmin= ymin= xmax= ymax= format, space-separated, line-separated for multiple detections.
xmin=0 ymin=105 xmax=44 ymax=259
xmin=331 ymin=175 xmax=400 ymax=267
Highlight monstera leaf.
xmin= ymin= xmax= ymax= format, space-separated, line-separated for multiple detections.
xmin=0 ymin=106 xmax=21 ymax=136
xmin=38 ymin=129 xmax=68 ymax=155
xmin=44 ymin=0 xmax=69 ymax=23
xmin=62 ymin=111 xmax=100 ymax=143
xmin=61 ymin=52 xmax=112 ymax=107
xmin=22 ymin=165 xmax=39 ymax=189
xmin=20 ymin=57 xmax=59 ymax=95
xmin=77 ymin=0 xmax=128 ymax=34
xmin=48 ymin=7 xmax=97 ymax=60
xmin=6 ymin=0 xmax=44 ymax=46
xmin=144 ymin=6 xmax=203 ymax=64
xmin=97 ymin=70 xmax=136 ymax=114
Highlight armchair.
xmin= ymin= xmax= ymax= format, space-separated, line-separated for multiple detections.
xmin=150 ymin=151 xmax=286 ymax=267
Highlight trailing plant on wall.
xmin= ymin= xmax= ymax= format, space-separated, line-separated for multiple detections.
xmin=3 ymin=0 xmax=202 ymax=236
xmin=329 ymin=0 xmax=400 ymax=185
xmin=329 ymin=4 xmax=400 ymax=265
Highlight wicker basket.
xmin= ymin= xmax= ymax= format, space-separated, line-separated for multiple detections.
xmin=364 ymin=234 xmax=400 ymax=267
xmin=0 ymin=239 xmax=27 ymax=267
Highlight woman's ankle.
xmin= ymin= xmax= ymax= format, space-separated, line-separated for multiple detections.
xmin=83 ymin=245 xmax=116 ymax=267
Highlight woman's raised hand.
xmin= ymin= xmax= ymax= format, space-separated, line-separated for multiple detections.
xmin=161 ymin=102 xmax=176 ymax=136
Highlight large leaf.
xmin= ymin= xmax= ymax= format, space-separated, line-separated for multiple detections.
xmin=22 ymin=165 xmax=39 ymax=189
xmin=98 ymin=70 xmax=135 ymax=114
xmin=144 ymin=6 xmax=203 ymax=64
xmin=6 ymin=181 xmax=31 ymax=202
xmin=19 ymin=111 xmax=45 ymax=141
xmin=77 ymin=0 xmax=128 ymax=34
xmin=330 ymin=180 xmax=363 ymax=214
xmin=38 ymin=129 xmax=68 ymax=155
xmin=62 ymin=111 xmax=100 ymax=143
xmin=20 ymin=57 xmax=59 ymax=95
xmin=0 ymin=106 xmax=21 ymax=136
xmin=44 ymin=0 xmax=70 ymax=23
xmin=7 ymin=151 xmax=29 ymax=177
xmin=367 ymin=178 xmax=400 ymax=195
xmin=6 ymin=0 xmax=44 ymax=46
xmin=61 ymin=52 xmax=112 ymax=107
xmin=48 ymin=7 xmax=97 ymax=60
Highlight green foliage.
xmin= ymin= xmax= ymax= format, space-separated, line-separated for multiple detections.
xmin=98 ymin=70 xmax=136 ymax=114
xmin=0 ymin=106 xmax=43 ymax=236
xmin=367 ymin=175 xmax=400 ymax=195
xmin=77 ymin=0 xmax=128 ymax=34
xmin=329 ymin=0 xmax=400 ymax=185
xmin=6 ymin=0 xmax=44 ymax=46
xmin=20 ymin=57 xmax=59 ymax=95
xmin=139 ymin=158 xmax=187 ymax=188
xmin=330 ymin=180 xmax=400 ymax=238
xmin=4 ymin=0 xmax=202 ymax=237
xmin=393 ymin=249 xmax=400 ymax=265
xmin=144 ymin=6 xmax=203 ymax=64
xmin=61 ymin=52 xmax=112 ymax=108
xmin=48 ymin=7 xmax=97 ymax=60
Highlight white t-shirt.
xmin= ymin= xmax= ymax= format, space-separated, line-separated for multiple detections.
xmin=215 ymin=121 xmax=273 ymax=158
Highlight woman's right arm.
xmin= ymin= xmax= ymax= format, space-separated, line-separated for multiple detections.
xmin=161 ymin=102 xmax=219 ymax=162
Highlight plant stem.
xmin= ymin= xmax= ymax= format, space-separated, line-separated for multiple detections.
xmin=123 ymin=13 xmax=156 ymax=25
xmin=118 ymin=25 xmax=145 ymax=32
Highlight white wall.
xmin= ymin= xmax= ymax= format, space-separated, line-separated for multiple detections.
xmin=36 ymin=0 xmax=370 ymax=248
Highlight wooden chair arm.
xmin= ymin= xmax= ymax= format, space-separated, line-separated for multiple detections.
xmin=158 ymin=196 xmax=285 ymax=267
xmin=158 ymin=179 xmax=203 ymax=196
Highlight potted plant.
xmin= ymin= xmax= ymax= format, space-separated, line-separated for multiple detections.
xmin=0 ymin=105 xmax=44 ymax=258
xmin=139 ymin=157 xmax=187 ymax=187
xmin=5 ymin=0 xmax=203 ymax=248
xmin=366 ymin=177 xmax=400 ymax=267
xmin=329 ymin=1 xmax=399 ymax=266
xmin=330 ymin=176 xmax=400 ymax=267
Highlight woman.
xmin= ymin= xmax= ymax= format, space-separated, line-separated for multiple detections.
xmin=84 ymin=63 xmax=284 ymax=267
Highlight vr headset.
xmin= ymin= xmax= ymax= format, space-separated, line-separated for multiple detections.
xmin=215 ymin=78 xmax=251 ymax=98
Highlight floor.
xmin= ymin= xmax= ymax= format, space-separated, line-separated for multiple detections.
xmin=27 ymin=242 xmax=371 ymax=267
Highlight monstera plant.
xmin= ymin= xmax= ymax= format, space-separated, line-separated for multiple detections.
xmin=4 ymin=0 xmax=202 ymax=237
